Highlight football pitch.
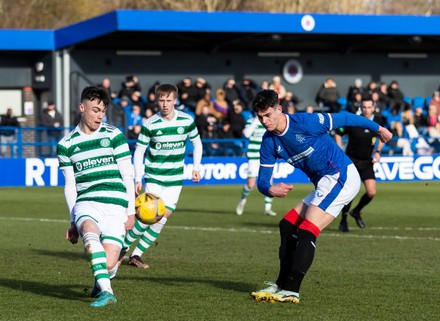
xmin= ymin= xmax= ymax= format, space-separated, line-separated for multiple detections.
xmin=0 ymin=181 xmax=439 ymax=321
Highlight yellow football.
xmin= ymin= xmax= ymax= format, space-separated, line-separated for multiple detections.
xmin=135 ymin=192 xmax=166 ymax=224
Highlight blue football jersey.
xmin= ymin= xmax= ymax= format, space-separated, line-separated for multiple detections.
xmin=258 ymin=112 xmax=380 ymax=196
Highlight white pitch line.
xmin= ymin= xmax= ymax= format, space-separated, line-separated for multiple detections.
xmin=1 ymin=216 xmax=439 ymax=241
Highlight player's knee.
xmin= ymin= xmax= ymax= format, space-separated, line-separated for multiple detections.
xmin=298 ymin=219 xmax=321 ymax=238
xmin=279 ymin=218 xmax=296 ymax=234
xmin=246 ymin=183 xmax=255 ymax=190
xmin=367 ymin=190 xmax=376 ymax=198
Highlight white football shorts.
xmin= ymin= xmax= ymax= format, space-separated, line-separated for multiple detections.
xmin=145 ymin=182 xmax=182 ymax=212
xmin=303 ymin=163 xmax=361 ymax=217
xmin=246 ymin=159 xmax=260 ymax=178
xmin=73 ymin=201 xmax=127 ymax=248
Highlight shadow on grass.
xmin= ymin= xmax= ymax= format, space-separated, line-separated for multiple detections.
xmin=0 ymin=278 xmax=89 ymax=302
xmin=118 ymin=275 xmax=256 ymax=293
xmin=32 ymin=249 xmax=85 ymax=261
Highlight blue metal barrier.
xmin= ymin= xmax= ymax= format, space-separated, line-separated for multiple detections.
xmin=0 ymin=126 xmax=439 ymax=158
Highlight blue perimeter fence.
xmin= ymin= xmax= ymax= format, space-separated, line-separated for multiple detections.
xmin=1 ymin=126 xmax=440 ymax=158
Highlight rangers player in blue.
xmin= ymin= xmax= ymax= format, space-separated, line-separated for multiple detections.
xmin=250 ymin=90 xmax=392 ymax=304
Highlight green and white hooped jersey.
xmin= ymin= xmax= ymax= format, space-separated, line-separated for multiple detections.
xmin=57 ymin=123 xmax=131 ymax=208
xmin=138 ymin=111 xmax=199 ymax=187
xmin=246 ymin=118 xmax=266 ymax=160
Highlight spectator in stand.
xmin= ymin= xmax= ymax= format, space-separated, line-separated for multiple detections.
xmin=217 ymin=120 xmax=241 ymax=156
xmin=346 ymin=78 xmax=366 ymax=102
xmin=195 ymin=105 xmax=218 ymax=138
xmin=281 ymin=91 xmax=299 ymax=114
xmin=305 ymin=105 xmax=315 ymax=113
xmin=195 ymin=88 xmax=212 ymax=116
xmin=118 ymin=75 xmax=141 ymax=98
xmin=402 ymin=108 xmax=432 ymax=154
xmin=144 ymin=91 xmax=158 ymax=120
xmin=385 ymin=105 xmax=413 ymax=156
xmin=98 ymin=78 xmax=117 ymax=100
xmin=126 ymin=104 xmax=143 ymax=133
xmin=261 ymin=80 xmax=270 ymax=90
xmin=129 ymin=91 xmax=146 ymax=114
xmin=427 ymin=104 xmax=440 ymax=138
xmin=223 ymin=78 xmax=241 ymax=108
xmin=176 ymin=77 xmax=198 ymax=112
xmin=387 ymin=80 xmax=406 ymax=110
xmin=366 ymin=80 xmax=378 ymax=98
xmin=40 ymin=100 xmax=64 ymax=156
xmin=348 ymin=92 xmax=363 ymax=114
xmin=194 ymin=77 xmax=210 ymax=102
xmin=269 ymin=76 xmax=286 ymax=100
xmin=378 ymin=82 xmax=391 ymax=107
xmin=195 ymin=105 xmax=219 ymax=155
xmin=238 ymin=78 xmax=259 ymax=110
xmin=413 ymin=106 xmax=429 ymax=136
xmin=212 ymin=88 xmax=229 ymax=122
xmin=108 ymin=95 xmax=131 ymax=133
xmin=315 ymin=77 xmax=341 ymax=113
xmin=371 ymin=91 xmax=386 ymax=117
xmin=227 ymin=101 xmax=246 ymax=138
xmin=126 ymin=124 xmax=142 ymax=152
xmin=0 ymin=108 xmax=20 ymax=157
xmin=218 ymin=120 xmax=234 ymax=139
xmin=428 ymin=91 xmax=440 ymax=115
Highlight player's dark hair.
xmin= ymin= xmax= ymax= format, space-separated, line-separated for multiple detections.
xmin=156 ymin=84 xmax=178 ymax=98
xmin=80 ymin=86 xmax=110 ymax=107
xmin=252 ymin=90 xmax=279 ymax=113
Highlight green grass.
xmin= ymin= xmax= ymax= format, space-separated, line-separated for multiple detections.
xmin=0 ymin=182 xmax=439 ymax=321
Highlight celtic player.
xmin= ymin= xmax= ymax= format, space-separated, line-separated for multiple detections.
xmin=236 ymin=116 xmax=276 ymax=216
xmin=58 ymin=86 xmax=136 ymax=307
xmin=120 ymin=84 xmax=203 ymax=269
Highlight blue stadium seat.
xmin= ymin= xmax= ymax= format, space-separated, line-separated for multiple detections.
xmin=241 ymin=110 xmax=253 ymax=122
xmin=412 ymin=96 xmax=425 ymax=109
xmin=403 ymin=96 xmax=412 ymax=104
xmin=337 ymin=96 xmax=348 ymax=111
xmin=425 ymin=96 xmax=432 ymax=109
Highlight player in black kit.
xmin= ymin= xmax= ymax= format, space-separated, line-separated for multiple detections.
xmin=335 ymin=98 xmax=384 ymax=232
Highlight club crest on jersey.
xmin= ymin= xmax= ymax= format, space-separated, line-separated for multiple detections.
xmin=296 ymin=134 xmax=306 ymax=143
xmin=100 ymin=138 xmax=111 ymax=147
xmin=177 ymin=127 xmax=184 ymax=134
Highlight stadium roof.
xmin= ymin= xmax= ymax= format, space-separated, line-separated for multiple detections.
xmin=1 ymin=10 xmax=440 ymax=53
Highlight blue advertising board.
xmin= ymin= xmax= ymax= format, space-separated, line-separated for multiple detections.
xmin=0 ymin=155 xmax=439 ymax=187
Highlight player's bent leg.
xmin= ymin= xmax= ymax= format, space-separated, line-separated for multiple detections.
xmin=124 ymin=219 xmax=149 ymax=248
xmin=82 ymin=232 xmax=113 ymax=297
xmin=276 ymin=209 xmax=303 ymax=287
xmin=129 ymin=216 xmax=169 ymax=268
